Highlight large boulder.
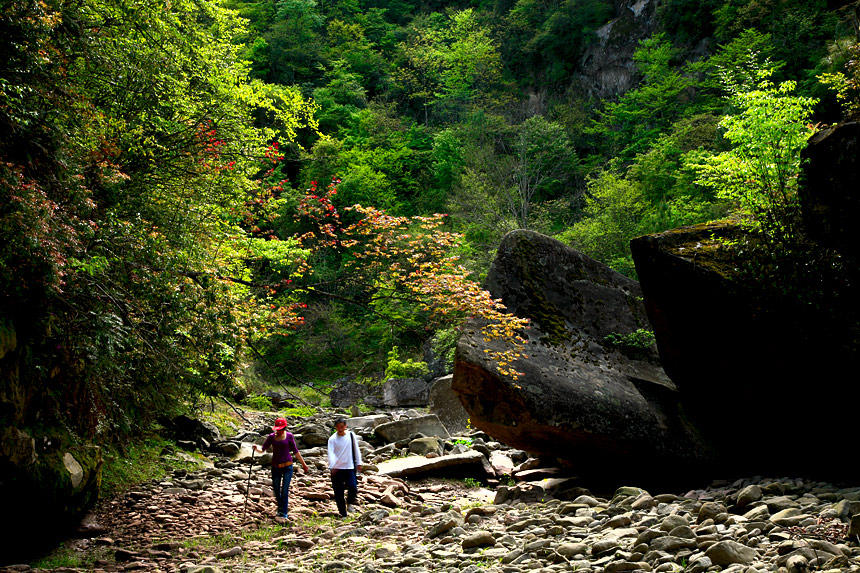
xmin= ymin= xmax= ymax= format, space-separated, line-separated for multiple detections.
xmin=171 ymin=414 xmax=221 ymax=448
xmin=1 ymin=319 xmax=103 ymax=560
xmin=453 ymin=230 xmax=710 ymax=481
xmin=800 ymin=122 xmax=860 ymax=259
xmin=630 ymin=221 xmax=860 ymax=475
xmin=329 ymin=377 xmax=384 ymax=408
xmin=374 ymin=414 xmax=450 ymax=442
xmin=382 ymin=377 xmax=431 ymax=407
xmin=428 ymin=374 xmax=470 ymax=434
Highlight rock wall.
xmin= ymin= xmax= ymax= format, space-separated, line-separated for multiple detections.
xmin=800 ymin=121 xmax=860 ymax=259
xmin=0 ymin=318 xmax=103 ymax=557
xmin=574 ymin=0 xmax=659 ymax=98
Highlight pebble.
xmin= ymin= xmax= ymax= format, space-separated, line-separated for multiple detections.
xmin=7 ymin=414 xmax=860 ymax=573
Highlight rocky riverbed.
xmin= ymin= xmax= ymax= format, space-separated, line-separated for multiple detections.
xmin=5 ymin=412 xmax=860 ymax=573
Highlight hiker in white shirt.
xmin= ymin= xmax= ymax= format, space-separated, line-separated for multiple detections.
xmin=327 ymin=417 xmax=363 ymax=516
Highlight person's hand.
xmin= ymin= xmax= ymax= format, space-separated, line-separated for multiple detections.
xmin=302 ymin=463 xmax=309 ymax=473
xmin=356 ymin=465 xmax=363 ymax=474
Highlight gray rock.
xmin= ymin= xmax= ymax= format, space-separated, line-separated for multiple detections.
xmin=770 ymin=508 xmax=807 ymax=526
xmin=697 ymin=501 xmax=726 ymax=523
xmin=705 ymin=540 xmax=757 ymax=565
xmin=651 ymin=535 xmax=697 ymax=552
xmin=408 ymin=437 xmax=443 ymax=457
xmin=329 ymin=378 xmax=384 ymax=408
xmin=374 ymin=415 xmax=450 ymax=442
xmin=592 ymin=538 xmax=620 ymax=556
xmin=377 ymin=450 xmax=492 ymax=479
xmin=428 ymin=374 xmax=470 ymax=435
xmin=557 ymin=542 xmax=588 ymax=558
xmin=766 ymin=496 xmax=800 ymax=512
xmin=216 ymin=546 xmax=243 ymax=558
xmin=347 ymin=415 xmax=391 ymax=430
xmin=461 ymin=531 xmax=496 ymax=549
xmin=743 ymin=504 xmax=770 ymax=520
xmin=737 ymin=484 xmax=763 ymax=508
xmin=383 ymin=378 xmax=431 ymax=407
xmin=453 ymin=230 xmax=710 ymax=477
xmin=297 ymin=423 xmax=330 ymax=447
xmin=659 ymin=514 xmax=688 ymax=531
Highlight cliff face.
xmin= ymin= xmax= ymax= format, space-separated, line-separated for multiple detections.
xmin=574 ymin=0 xmax=659 ymax=98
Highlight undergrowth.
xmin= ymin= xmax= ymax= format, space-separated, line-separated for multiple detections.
xmin=100 ymin=435 xmax=206 ymax=499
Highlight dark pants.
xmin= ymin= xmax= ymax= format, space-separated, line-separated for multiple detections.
xmin=330 ymin=468 xmax=357 ymax=516
xmin=271 ymin=465 xmax=294 ymax=518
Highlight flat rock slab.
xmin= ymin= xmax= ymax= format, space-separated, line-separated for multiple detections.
xmin=374 ymin=415 xmax=450 ymax=442
xmin=347 ymin=414 xmax=392 ymax=429
xmin=376 ymin=450 xmax=492 ymax=479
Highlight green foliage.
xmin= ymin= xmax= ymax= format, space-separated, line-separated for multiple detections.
xmin=593 ymin=34 xmax=696 ymax=161
xmin=31 ymin=544 xmax=114 ymax=570
xmin=818 ymin=40 xmax=860 ymax=121
xmin=393 ymin=9 xmax=506 ymax=124
xmin=283 ymin=405 xmax=319 ymax=417
xmin=385 ymin=346 xmax=430 ymax=379
xmin=713 ymin=0 xmax=840 ymax=90
xmin=463 ymin=477 xmax=482 ymax=488
xmin=100 ymin=436 xmax=205 ymax=498
xmin=446 ymin=114 xmax=579 ymax=253
xmin=604 ymin=329 xmax=656 ymax=350
xmin=559 ymin=172 xmax=648 ymax=276
xmin=504 ymin=0 xmax=614 ymax=85
xmin=245 ymin=395 xmax=275 ymax=411
xmin=688 ymin=63 xmax=817 ymax=243
xmin=0 ymin=0 xmax=317 ymax=442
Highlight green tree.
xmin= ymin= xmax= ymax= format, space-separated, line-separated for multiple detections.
xmin=593 ymin=34 xmax=696 ymax=161
xmin=393 ymin=9 xmax=506 ymax=124
xmin=558 ymin=171 xmax=648 ymax=276
xmin=0 ymin=0 xmax=317 ymax=439
xmin=689 ymin=66 xmax=817 ymax=243
xmin=447 ymin=115 xmax=578 ymax=244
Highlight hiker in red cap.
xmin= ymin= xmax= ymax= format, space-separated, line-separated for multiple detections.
xmin=254 ymin=417 xmax=309 ymax=521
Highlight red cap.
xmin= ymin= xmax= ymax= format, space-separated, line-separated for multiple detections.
xmin=273 ymin=418 xmax=288 ymax=432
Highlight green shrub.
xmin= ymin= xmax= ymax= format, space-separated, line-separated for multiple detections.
xmin=245 ymin=395 xmax=274 ymax=411
xmin=384 ymin=346 xmax=430 ymax=379
xmin=603 ymin=329 xmax=656 ymax=351
xmin=100 ymin=436 xmax=204 ymax=498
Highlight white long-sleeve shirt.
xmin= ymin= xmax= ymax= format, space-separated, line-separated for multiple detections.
xmin=327 ymin=431 xmax=362 ymax=470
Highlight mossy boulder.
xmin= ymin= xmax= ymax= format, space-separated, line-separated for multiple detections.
xmin=453 ymin=230 xmax=710 ymax=483
xmin=630 ymin=220 xmax=860 ymax=477
xmin=1 ymin=426 xmax=102 ymax=561
xmin=800 ymin=121 xmax=860 ymax=259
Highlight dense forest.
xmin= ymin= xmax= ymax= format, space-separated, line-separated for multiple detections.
xmin=2 ymin=0 xmax=859 ymax=446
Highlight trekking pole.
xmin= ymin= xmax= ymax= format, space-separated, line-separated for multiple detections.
xmin=242 ymin=447 xmax=256 ymax=520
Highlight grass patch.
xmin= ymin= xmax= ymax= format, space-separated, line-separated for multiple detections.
xmin=245 ymin=395 xmax=274 ymax=411
xmin=291 ymin=385 xmax=332 ymax=408
xmin=283 ymin=405 xmax=318 ymax=417
xmin=31 ymin=543 xmax=114 ymax=570
xmin=463 ymin=477 xmax=482 ymax=488
xmin=200 ymin=409 xmax=241 ymax=437
xmin=100 ymin=435 xmax=205 ymax=498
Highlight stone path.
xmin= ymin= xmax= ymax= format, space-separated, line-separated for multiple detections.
xmin=4 ymin=412 xmax=860 ymax=573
